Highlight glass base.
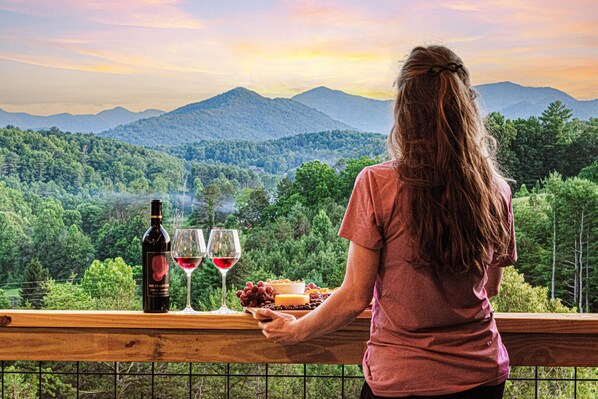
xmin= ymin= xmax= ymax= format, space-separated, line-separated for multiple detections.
xmin=211 ymin=306 xmax=241 ymax=314
xmin=177 ymin=306 xmax=203 ymax=315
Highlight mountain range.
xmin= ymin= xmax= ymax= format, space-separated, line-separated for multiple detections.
xmin=0 ymin=107 xmax=164 ymax=133
xmin=1 ymin=82 xmax=596 ymax=146
xmin=475 ymin=82 xmax=598 ymax=121
xmin=100 ymin=87 xmax=353 ymax=146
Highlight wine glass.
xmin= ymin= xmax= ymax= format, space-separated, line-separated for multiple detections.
xmin=171 ymin=228 xmax=207 ymax=314
xmin=207 ymin=228 xmax=241 ymax=314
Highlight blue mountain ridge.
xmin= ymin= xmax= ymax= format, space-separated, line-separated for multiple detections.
xmin=2 ymin=82 xmax=595 ymax=145
xmin=0 ymin=107 xmax=164 ymax=133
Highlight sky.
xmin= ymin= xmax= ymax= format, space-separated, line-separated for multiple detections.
xmin=0 ymin=0 xmax=596 ymax=115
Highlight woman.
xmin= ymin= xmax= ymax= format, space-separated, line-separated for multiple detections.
xmin=257 ymin=45 xmax=517 ymax=399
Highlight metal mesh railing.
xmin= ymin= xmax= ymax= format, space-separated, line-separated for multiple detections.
xmin=1 ymin=361 xmax=597 ymax=398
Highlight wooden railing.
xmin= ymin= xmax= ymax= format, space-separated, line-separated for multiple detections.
xmin=1 ymin=311 xmax=597 ymax=367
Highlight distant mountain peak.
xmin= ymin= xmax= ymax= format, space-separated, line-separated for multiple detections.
xmin=299 ymin=86 xmax=364 ymax=97
xmin=308 ymin=86 xmax=338 ymax=92
xmin=292 ymin=86 xmax=394 ymax=133
xmin=221 ymin=87 xmax=262 ymax=98
xmin=475 ymin=81 xmax=576 ymax=101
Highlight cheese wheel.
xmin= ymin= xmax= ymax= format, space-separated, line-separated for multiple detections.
xmin=274 ymin=294 xmax=310 ymax=307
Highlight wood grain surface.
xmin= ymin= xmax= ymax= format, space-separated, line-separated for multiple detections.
xmin=1 ymin=310 xmax=597 ymax=366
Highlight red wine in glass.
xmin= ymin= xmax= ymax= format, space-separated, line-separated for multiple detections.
xmin=174 ymin=257 xmax=204 ymax=270
xmin=212 ymin=257 xmax=239 ymax=270
xmin=207 ymin=228 xmax=241 ymax=314
xmin=171 ymin=228 xmax=207 ymax=314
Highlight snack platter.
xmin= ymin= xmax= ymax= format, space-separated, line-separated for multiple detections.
xmin=237 ymin=279 xmax=336 ymax=319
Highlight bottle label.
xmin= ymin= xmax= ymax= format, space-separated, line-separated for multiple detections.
xmin=146 ymin=251 xmax=170 ymax=297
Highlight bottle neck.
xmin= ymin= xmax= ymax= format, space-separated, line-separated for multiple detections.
xmin=151 ymin=215 xmax=162 ymax=227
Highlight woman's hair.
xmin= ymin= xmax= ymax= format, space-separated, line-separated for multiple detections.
xmin=388 ymin=45 xmax=510 ymax=275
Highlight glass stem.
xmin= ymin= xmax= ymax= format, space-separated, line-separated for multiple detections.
xmin=186 ymin=272 xmax=192 ymax=309
xmin=221 ymin=270 xmax=228 ymax=309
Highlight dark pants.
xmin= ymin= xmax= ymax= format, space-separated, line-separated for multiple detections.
xmin=360 ymin=381 xmax=505 ymax=399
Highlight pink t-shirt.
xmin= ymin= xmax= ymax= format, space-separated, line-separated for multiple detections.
xmin=338 ymin=160 xmax=517 ymax=397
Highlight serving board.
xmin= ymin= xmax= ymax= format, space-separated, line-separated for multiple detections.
xmin=244 ymin=307 xmax=311 ymax=320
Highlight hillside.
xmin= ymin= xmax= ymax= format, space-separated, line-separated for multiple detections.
xmin=0 ymin=126 xmax=183 ymax=194
xmin=161 ymin=131 xmax=387 ymax=175
xmin=292 ymin=87 xmax=393 ymax=133
xmin=100 ymin=88 xmax=355 ymax=146
xmin=0 ymin=107 xmax=163 ymax=133
xmin=475 ymin=82 xmax=598 ymax=120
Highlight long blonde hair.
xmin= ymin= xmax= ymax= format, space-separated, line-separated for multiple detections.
xmin=388 ymin=45 xmax=510 ymax=275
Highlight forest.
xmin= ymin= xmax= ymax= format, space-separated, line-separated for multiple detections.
xmin=0 ymin=100 xmax=597 ymax=398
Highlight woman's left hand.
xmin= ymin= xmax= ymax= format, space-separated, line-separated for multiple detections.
xmin=257 ymin=308 xmax=303 ymax=345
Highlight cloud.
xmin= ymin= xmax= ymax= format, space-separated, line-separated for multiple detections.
xmin=0 ymin=53 xmax=136 ymax=74
xmin=0 ymin=0 xmax=204 ymax=30
xmin=1 ymin=0 xmax=596 ymax=113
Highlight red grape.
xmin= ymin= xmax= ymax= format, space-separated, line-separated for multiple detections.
xmin=238 ymin=281 xmax=276 ymax=308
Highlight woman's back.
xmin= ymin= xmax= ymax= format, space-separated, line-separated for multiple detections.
xmin=339 ymin=161 xmax=516 ymax=396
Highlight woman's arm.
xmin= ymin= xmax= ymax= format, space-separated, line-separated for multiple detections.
xmin=485 ymin=266 xmax=505 ymax=298
xmin=257 ymin=241 xmax=380 ymax=345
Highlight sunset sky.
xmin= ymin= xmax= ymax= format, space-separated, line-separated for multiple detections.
xmin=0 ymin=0 xmax=596 ymax=115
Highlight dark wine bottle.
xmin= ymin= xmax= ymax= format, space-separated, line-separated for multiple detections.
xmin=142 ymin=200 xmax=171 ymax=313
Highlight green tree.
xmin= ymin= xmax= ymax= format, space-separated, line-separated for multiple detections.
xmin=31 ymin=198 xmax=67 ymax=278
xmin=337 ymin=156 xmax=381 ymax=202
xmin=62 ymin=224 xmax=95 ymax=278
xmin=81 ymin=257 xmax=137 ymax=310
xmin=0 ymin=288 xmax=10 ymax=308
xmin=491 ymin=267 xmax=572 ymax=313
xmin=553 ymin=178 xmax=598 ymax=312
xmin=486 ymin=112 xmax=518 ymax=178
xmin=43 ymin=279 xmax=94 ymax=310
xmin=579 ymin=158 xmax=598 ymax=183
xmin=196 ymin=183 xmax=223 ymax=229
xmin=291 ymin=161 xmax=340 ymax=208
xmin=510 ymin=117 xmax=550 ymax=187
xmin=312 ymin=209 xmax=333 ymax=240
xmin=539 ymin=100 xmax=573 ymax=144
xmin=562 ymin=118 xmax=598 ymax=177
xmin=0 ymin=211 xmax=32 ymax=283
xmin=20 ymin=258 xmax=50 ymax=309
xmin=95 ymin=212 xmax=146 ymax=265
xmin=236 ymin=187 xmax=270 ymax=227
xmin=3 ymin=366 xmax=38 ymax=399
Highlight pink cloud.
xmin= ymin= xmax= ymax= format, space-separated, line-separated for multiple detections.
xmin=0 ymin=0 xmax=205 ymax=29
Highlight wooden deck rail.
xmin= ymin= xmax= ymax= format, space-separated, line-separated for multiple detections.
xmin=1 ymin=311 xmax=597 ymax=367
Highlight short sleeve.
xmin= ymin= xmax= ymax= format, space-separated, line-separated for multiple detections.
xmin=490 ymin=180 xmax=518 ymax=267
xmin=338 ymin=168 xmax=384 ymax=250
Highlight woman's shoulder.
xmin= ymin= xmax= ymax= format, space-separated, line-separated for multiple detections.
xmin=360 ymin=160 xmax=397 ymax=178
xmin=355 ymin=160 xmax=401 ymax=193
xmin=494 ymin=176 xmax=513 ymax=197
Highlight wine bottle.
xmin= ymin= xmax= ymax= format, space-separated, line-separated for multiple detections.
xmin=142 ymin=199 xmax=171 ymax=313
